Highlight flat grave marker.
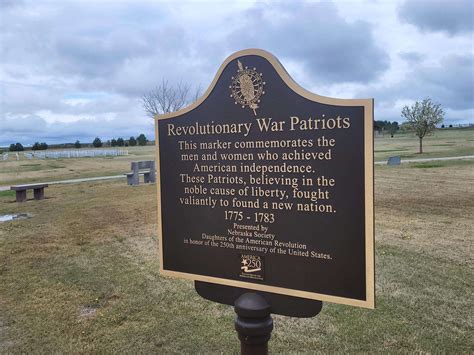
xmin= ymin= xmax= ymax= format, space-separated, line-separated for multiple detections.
xmin=387 ymin=156 xmax=401 ymax=165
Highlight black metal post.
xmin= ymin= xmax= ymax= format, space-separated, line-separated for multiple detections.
xmin=234 ymin=293 xmax=274 ymax=355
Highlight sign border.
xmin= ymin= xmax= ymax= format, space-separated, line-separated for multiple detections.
xmin=154 ymin=48 xmax=375 ymax=309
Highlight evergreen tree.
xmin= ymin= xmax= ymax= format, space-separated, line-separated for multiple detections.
xmin=15 ymin=143 xmax=24 ymax=151
xmin=137 ymin=133 xmax=148 ymax=146
xmin=92 ymin=137 xmax=103 ymax=148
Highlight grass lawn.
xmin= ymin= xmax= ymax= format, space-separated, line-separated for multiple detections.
xmin=375 ymin=127 xmax=474 ymax=161
xmin=0 ymin=146 xmax=156 ymax=186
xmin=1 ymin=161 xmax=472 ymax=352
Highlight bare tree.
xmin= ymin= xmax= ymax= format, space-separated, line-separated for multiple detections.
xmin=142 ymin=79 xmax=201 ymax=118
xmin=192 ymin=83 xmax=202 ymax=103
xmin=401 ymin=98 xmax=444 ymax=154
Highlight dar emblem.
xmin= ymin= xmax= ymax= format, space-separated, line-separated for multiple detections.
xmin=229 ymin=60 xmax=265 ymax=116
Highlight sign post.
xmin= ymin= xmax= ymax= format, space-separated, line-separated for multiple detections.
xmin=155 ymin=48 xmax=374 ymax=351
xmin=234 ymin=293 xmax=273 ymax=355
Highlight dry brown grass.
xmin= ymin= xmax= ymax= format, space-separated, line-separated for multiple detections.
xmin=376 ymin=164 xmax=474 ymax=263
xmin=0 ymin=160 xmax=473 ymax=352
xmin=374 ymin=127 xmax=474 ymax=161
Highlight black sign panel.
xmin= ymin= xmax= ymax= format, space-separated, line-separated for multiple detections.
xmin=156 ymin=49 xmax=374 ymax=308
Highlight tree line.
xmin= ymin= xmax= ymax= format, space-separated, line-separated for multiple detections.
xmin=92 ymin=134 xmax=148 ymax=148
xmin=374 ymin=121 xmax=399 ymax=137
xmin=9 ymin=142 xmax=49 ymax=151
xmin=6 ymin=133 xmax=148 ymax=151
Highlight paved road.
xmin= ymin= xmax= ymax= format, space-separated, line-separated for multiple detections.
xmin=0 ymin=175 xmax=124 ymax=191
xmin=374 ymin=155 xmax=474 ymax=165
xmin=1 ymin=155 xmax=473 ymax=191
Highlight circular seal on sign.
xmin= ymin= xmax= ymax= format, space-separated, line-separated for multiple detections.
xmin=229 ymin=60 xmax=265 ymax=116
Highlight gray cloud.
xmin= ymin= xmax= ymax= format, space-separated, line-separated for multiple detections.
xmin=1 ymin=82 xmax=64 ymax=115
xmin=398 ymin=0 xmax=473 ymax=35
xmin=357 ymin=53 xmax=474 ymax=121
xmin=225 ymin=1 xmax=389 ymax=84
xmin=0 ymin=0 xmax=23 ymax=9
xmin=416 ymin=54 xmax=473 ymax=110
xmin=0 ymin=1 xmax=390 ymax=94
xmin=399 ymin=51 xmax=425 ymax=64
xmin=1 ymin=115 xmax=154 ymax=146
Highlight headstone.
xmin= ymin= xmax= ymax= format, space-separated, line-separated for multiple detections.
xmin=387 ymin=156 xmax=401 ymax=165
xmin=155 ymin=49 xmax=375 ymax=309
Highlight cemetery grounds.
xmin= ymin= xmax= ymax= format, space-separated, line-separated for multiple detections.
xmin=0 ymin=128 xmax=473 ymax=352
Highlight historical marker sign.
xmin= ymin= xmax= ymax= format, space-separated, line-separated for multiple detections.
xmin=155 ymin=49 xmax=374 ymax=309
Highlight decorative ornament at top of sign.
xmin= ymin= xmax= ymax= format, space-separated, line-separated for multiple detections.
xmin=229 ymin=60 xmax=266 ymax=116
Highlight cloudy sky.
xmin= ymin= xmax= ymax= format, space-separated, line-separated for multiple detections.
xmin=0 ymin=0 xmax=472 ymax=146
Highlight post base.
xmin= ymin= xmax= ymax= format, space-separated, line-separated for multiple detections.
xmin=234 ymin=293 xmax=273 ymax=355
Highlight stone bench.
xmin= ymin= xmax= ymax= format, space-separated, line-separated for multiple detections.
xmin=11 ymin=183 xmax=48 ymax=202
xmin=125 ymin=161 xmax=156 ymax=185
